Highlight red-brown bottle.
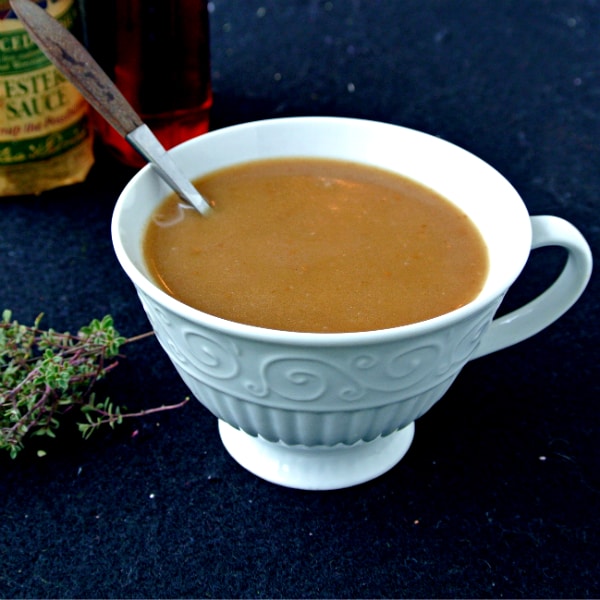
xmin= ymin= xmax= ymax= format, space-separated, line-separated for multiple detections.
xmin=82 ymin=0 xmax=212 ymax=167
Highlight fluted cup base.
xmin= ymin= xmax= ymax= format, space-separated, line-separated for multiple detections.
xmin=218 ymin=420 xmax=415 ymax=490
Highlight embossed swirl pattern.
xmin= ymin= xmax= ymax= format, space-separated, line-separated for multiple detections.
xmin=138 ymin=289 xmax=500 ymax=408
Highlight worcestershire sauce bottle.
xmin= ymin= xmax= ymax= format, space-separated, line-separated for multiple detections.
xmin=0 ymin=0 xmax=94 ymax=196
xmin=82 ymin=0 xmax=212 ymax=167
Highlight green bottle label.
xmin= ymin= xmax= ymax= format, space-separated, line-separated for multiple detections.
xmin=0 ymin=0 xmax=90 ymax=165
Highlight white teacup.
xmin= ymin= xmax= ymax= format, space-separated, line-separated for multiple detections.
xmin=112 ymin=117 xmax=592 ymax=490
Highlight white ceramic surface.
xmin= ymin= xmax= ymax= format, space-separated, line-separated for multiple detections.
xmin=112 ymin=117 xmax=592 ymax=490
xmin=218 ymin=420 xmax=415 ymax=490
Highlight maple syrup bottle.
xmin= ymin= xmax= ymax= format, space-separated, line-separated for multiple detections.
xmin=83 ymin=0 xmax=212 ymax=167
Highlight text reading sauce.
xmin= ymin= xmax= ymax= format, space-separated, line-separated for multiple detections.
xmin=144 ymin=158 xmax=489 ymax=333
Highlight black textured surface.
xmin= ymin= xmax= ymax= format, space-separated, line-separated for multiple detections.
xmin=1 ymin=1 xmax=598 ymax=598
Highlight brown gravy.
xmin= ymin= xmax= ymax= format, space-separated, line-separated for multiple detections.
xmin=143 ymin=158 xmax=489 ymax=332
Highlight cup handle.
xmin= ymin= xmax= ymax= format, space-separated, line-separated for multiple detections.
xmin=471 ymin=215 xmax=592 ymax=359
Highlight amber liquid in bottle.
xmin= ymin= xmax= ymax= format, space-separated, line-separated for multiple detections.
xmin=84 ymin=0 xmax=212 ymax=167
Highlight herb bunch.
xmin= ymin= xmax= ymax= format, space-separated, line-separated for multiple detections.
xmin=0 ymin=310 xmax=188 ymax=458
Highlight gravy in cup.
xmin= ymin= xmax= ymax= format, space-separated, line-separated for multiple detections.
xmin=143 ymin=158 xmax=489 ymax=333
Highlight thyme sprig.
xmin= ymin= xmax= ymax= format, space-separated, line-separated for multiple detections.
xmin=0 ymin=310 xmax=189 ymax=458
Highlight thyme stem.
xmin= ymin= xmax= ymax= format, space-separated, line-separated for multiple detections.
xmin=0 ymin=310 xmax=187 ymax=458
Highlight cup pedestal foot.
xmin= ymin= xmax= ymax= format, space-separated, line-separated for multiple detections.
xmin=218 ymin=420 xmax=415 ymax=490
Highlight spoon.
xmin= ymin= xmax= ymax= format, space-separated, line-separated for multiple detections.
xmin=9 ymin=0 xmax=213 ymax=216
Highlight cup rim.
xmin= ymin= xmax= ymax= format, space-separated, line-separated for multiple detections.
xmin=112 ymin=116 xmax=532 ymax=347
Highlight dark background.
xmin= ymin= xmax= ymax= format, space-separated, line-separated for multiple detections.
xmin=1 ymin=1 xmax=599 ymax=597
